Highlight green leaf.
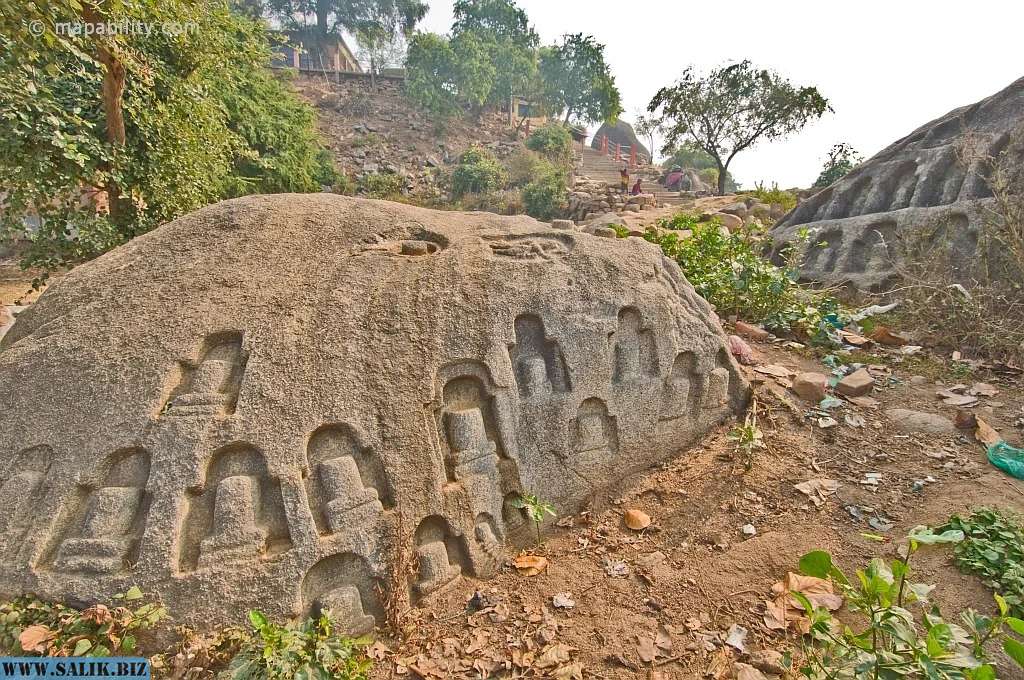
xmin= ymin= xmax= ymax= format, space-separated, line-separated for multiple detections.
xmin=72 ymin=639 xmax=93 ymax=656
xmin=1004 ymin=637 xmax=1024 ymax=667
xmin=799 ymin=550 xmax=833 ymax=579
xmin=908 ymin=525 xmax=965 ymax=545
xmin=248 ymin=610 xmax=268 ymax=630
xmin=966 ymin=665 xmax=997 ymax=680
xmin=121 ymin=635 xmax=136 ymax=652
xmin=1005 ymin=617 xmax=1024 ymax=637
xmin=123 ymin=585 xmax=144 ymax=601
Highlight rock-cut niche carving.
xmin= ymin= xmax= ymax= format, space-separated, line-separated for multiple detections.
xmin=51 ymin=448 xmax=151 ymax=574
xmin=164 ymin=332 xmax=248 ymax=417
xmin=0 ymin=446 xmax=53 ymax=563
xmin=301 ymin=553 xmax=382 ymax=637
xmin=660 ymin=351 xmax=701 ymax=421
xmin=304 ymin=424 xmax=392 ymax=536
xmin=411 ymin=515 xmax=470 ymax=602
xmin=437 ymin=364 xmax=508 ymax=482
xmin=610 ymin=307 xmax=658 ymax=383
xmin=704 ymin=349 xmax=734 ymax=411
xmin=178 ymin=443 xmax=292 ymax=572
xmin=508 ymin=314 xmax=570 ymax=398
xmin=572 ymin=398 xmax=618 ymax=465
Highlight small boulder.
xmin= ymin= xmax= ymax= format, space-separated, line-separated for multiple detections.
xmin=592 ymin=226 xmax=618 ymax=238
xmin=735 ymin=321 xmax=770 ymax=342
xmin=836 ymin=368 xmax=874 ymax=397
xmin=551 ymin=219 xmax=574 ymax=230
xmin=885 ymin=409 xmax=956 ymax=436
xmin=793 ymin=372 xmax=828 ymax=402
xmin=714 ymin=212 xmax=744 ymax=232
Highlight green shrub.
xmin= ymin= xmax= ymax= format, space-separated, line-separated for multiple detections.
xmin=525 ymin=123 xmax=573 ymax=162
xmin=222 ymin=610 xmax=371 ymax=680
xmin=507 ymin=149 xmax=557 ymax=188
xmin=698 ymin=167 xmax=718 ymax=189
xmin=359 ymin=172 xmax=404 ymax=199
xmin=0 ymin=587 xmax=165 ymax=657
xmin=645 ymin=219 xmax=844 ymax=337
xmin=740 ymin=181 xmax=798 ymax=212
xmin=659 ymin=211 xmax=703 ymax=231
xmin=793 ymin=528 xmax=1024 ymax=679
xmin=941 ymin=508 xmax=1024 ymax=618
xmin=523 ymin=169 xmax=567 ymax=221
xmin=451 ymin=146 xmax=508 ymax=198
xmin=459 ymin=188 xmax=524 ymax=215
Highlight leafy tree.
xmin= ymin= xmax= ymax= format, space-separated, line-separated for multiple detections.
xmin=648 ymin=60 xmax=830 ymax=194
xmin=525 ymin=123 xmax=573 ymax=163
xmin=539 ymin=33 xmax=622 ymax=125
xmin=662 ymin=142 xmax=738 ymax=192
xmin=0 ymin=1 xmax=334 ymax=275
xmin=634 ymin=114 xmax=661 ymax=164
xmin=265 ymin=0 xmax=426 ymax=40
xmin=451 ymin=0 xmax=538 ymax=110
xmin=813 ymin=142 xmax=863 ymax=188
xmin=451 ymin=146 xmax=508 ymax=197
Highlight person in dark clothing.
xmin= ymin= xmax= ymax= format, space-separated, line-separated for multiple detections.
xmin=631 ymin=178 xmax=642 ymax=195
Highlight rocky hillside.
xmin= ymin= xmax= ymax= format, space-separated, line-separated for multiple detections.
xmin=292 ymin=74 xmax=522 ymax=198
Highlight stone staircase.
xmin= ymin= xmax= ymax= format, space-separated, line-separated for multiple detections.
xmin=577 ymin=147 xmax=688 ymax=207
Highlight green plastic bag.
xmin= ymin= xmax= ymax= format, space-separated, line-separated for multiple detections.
xmin=988 ymin=441 xmax=1024 ymax=480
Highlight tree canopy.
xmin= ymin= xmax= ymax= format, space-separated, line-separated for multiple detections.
xmin=265 ymin=0 xmax=427 ymax=39
xmin=539 ymin=33 xmax=621 ymax=125
xmin=1 ymin=0 xmax=334 ymax=275
xmin=648 ymin=60 xmax=830 ymax=194
xmin=813 ymin=142 xmax=863 ymax=188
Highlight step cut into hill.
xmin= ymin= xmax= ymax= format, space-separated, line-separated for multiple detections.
xmin=0 ymin=194 xmax=749 ymax=633
xmin=771 ymin=76 xmax=1024 ymax=291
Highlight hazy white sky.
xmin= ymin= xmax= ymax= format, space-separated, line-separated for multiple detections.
xmin=417 ymin=0 xmax=1023 ymax=188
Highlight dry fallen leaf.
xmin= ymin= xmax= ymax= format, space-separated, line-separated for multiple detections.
xmin=838 ymin=330 xmax=871 ymax=346
xmin=636 ymin=635 xmax=657 ymax=663
xmin=20 ymin=625 xmax=55 ymax=653
xmin=513 ymin=554 xmax=549 ymax=576
xmin=869 ymin=326 xmax=909 ymax=346
xmin=535 ymin=643 xmax=573 ymax=670
xmin=764 ymin=572 xmax=843 ymax=633
xmin=735 ymin=662 xmax=770 ymax=680
xmin=976 ymin=416 xmax=1002 ymax=447
xmin=794 ymin=478 xmax=839 ymax=507
xmin=624 ymin=509 xmax=651 ymax=530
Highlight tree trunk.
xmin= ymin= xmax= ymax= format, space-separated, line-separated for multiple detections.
xmin=716 ymin=159 xmax=728 ymax=195
xmin=93 ymin=32 xmax=127 ymax=221
xmin=316 ymin=3 xmax=330 ymax=36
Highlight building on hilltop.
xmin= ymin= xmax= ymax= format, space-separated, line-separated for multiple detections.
xmin=270 ymin=30 xmax=362 ymax=73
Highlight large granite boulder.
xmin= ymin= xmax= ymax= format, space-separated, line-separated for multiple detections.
xmin=771 ymin=76 xmax=1024 ymax=291
xmin=591 ymin=120 xmax=651 ymax=161
xmin=0 ymin=194 xmax=748 ymax=634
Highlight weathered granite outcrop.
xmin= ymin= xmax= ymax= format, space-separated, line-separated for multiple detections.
xmin=771 ymin=76 xmax=1024 ymax=291
xmin=591 ymin=120 xmax=651 ymax=160
xmin=0 ymin=194 xmax=748 ymax=634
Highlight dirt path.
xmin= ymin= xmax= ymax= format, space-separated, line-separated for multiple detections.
xmin=371 ymin=339 xmax=1024 ymax=679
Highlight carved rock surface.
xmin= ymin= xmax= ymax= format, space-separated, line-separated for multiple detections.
xmin=0 ymin=193 xmax=748 ymax=633
xmin=771 ymin=76 xmax=1024 ymax=291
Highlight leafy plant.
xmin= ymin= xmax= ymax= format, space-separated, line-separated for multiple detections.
xmin=539 ymin=33 xmax=622 ymax=125
xmin=222 ymin=610 xmax=371 ymax=680
xmin=507 ymin=149 xmax=556 ymax=188
xmin=728 ymin=406 xmax=763 ymax=471
xmin=0 ymin=587 xmax=166 ymax=657
xmin=512 ymin=492 xmax=556 ymax=543
xmin=813 ymin=142 xmax=863 ymax=189
xmin=794 ymin=527 xmax=1024 ymax=679
xmin=940 ymin=508 xmax=1024 ymax=618
xmin=359 ymin=172 xmax=404 ymax=199
xmin=525 ymin=123 xmax=573 ymax=162
xmin=645 ymin=219 xmax=845 ymax=338
xmin=658 ymin=211 xmax=703 ymax=231
xmin=522 ymin=169 xmax=567 ymax=221
xmin=741 ymin=181 xmax=798 ymax=212
xmin=451 ymin=146 xmax=508 ymax=197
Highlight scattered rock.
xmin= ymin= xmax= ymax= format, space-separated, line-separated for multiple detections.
xmin=792 ymin=372 xmax=828 ymax=402
xmin=747 ymin=649 xmax=786 ymax=676
xmin=729 ymin=335 xmax=756 ymax=365
xmin=551 ymin=219 xmax=574 ymax=230
xmin=885 ymin=409 xmax=956 ymax=436
xmin=715 ymin=212 xmax=743 ymax=232
xmin=592 ymin=226 xmax=618 ymax=238
xmin=735 ymin=321 xmax=770 ymax=342
xmin=624 ymin=509 xmax=651 ymax=530
xmin=836 ymin=368 xmax=874 ymax=397
xmin=552 ymin=592 xmax=575 ymax=609
xmin=741 ymin=523 xmax=757 ymax=538
xmin=868 ymin=326 xmax=909 ymax=346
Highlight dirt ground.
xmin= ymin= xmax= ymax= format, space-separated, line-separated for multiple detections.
xmin=369 ymin=338 xmax=1024 ymax=679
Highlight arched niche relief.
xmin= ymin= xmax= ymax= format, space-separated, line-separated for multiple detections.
xmin=304 ymin=424 xmax=392 ymax=537
xmin=301 ymin=553 xmax=383 ymax=637
xmin=609 ymin=307 xmax=658 ymax=384
xmin=507 ymin=313 xmax=571 ymax=398
xmin=162 ymin=331 xmax=248 ymax=418
xmin=0 ymin=445 xmax=53 ymax=563
xmin=659 ymin=350 xmax=702 ymax=421
xmin=571 ymin=397 xmax=619 ymax=466
xmin=432 ymin=361 xmax=511 ymax=483
xmin=842 ymin=222 xmax=898 ymax=275
xmin=703 ymin=348 xmax=735 ymax=411
xmin=177 ymin=443 xmax=292 ymax=573
xmin=49 ymin=447 xmax=151 ymax=574
xmin=410 ymin=515 xmax=470 ymax=602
